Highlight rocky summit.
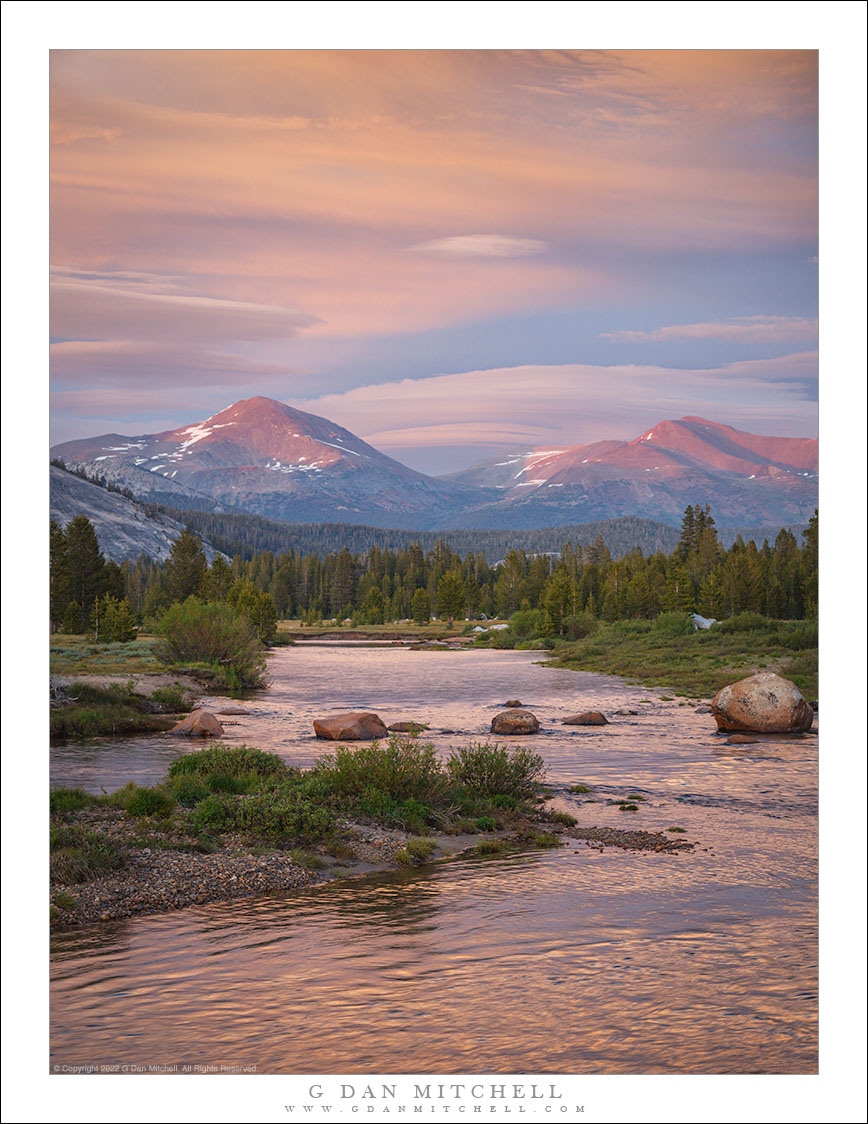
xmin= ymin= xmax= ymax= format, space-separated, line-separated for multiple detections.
xmin=51 ymin=398 xmax=817 ymax=531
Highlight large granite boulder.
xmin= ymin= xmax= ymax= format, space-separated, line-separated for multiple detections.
xmin=490 ymin=709 xmax=540 ymax=735
xmin=313 ymin=711 xmax=389 ymax=741
xmin=563 ymin=711 xmax=608 ymax=726
xmin=169 ymin=709 xmax=224 ymax=737
xmin=711 ymin=673 xmax=814 ymax=733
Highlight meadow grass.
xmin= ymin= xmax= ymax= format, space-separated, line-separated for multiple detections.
xmin=548 ymin=617 xmax=817 ymax=699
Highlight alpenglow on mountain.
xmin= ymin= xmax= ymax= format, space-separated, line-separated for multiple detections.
xmin=51 ymin=397 xmax=818 ymax=531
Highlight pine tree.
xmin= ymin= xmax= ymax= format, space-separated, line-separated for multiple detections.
xmin=165 ymin=529 xmax=207 ymax=603
xmin=542 ymin=567 xmax=573 ymax=635
xmin=437 ymin=570 xmax=466 ymax=627
xmin=65 ymin=515 xmax=107 ymax=621
xmin=227 ymin=579 xmax=278 ymax=644
xmin=202 ymin=554 xmax=233 ymax=602
xmin=330 ymin=548 xmax=356 ymax=617
xmin=802 ymin=510 xmax=818 ymax=618
xmin=677 ymin=505 xmax=696 ymax=560
xmin=411 ymin=587 xmax=430 ymax=624
xmin=61 ymin=600 xmax=83 ymax=634
xmin=50 ymin=520 xmax=73 ymax=629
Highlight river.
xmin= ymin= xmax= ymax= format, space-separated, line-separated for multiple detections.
xmin=50 ymin=646 xmax=817 ymax=1074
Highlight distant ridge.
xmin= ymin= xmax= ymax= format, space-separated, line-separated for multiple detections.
xmin=158 ymin=506 xmax=807 ymax=562
xmin=49 ymin=464 xmax=225 ymax=563
xmin=51 ymin=398 xmax=817 ymax=530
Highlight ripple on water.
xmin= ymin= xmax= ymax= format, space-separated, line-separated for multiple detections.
xmin=50 ymin=646 xmax=817 ymax=1073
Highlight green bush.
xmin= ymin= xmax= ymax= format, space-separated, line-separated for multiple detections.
xmin=168 ymin=744 xmax=289 ymax=781
xmin=125 ymin=787 xmax=175 ymax=818
xmin=149 ymin=684 xmax=189 ymax=712
xmin=206 ymin=772 xmax=251 ymax=795
xmin=317 ymin=736 xmax=447 ymax=805
xmin=447 ymin=742 xmax=545 ymax=800
xmin=562 ymin=612 xmax=599 ymax=641
xmin=509 ymin=608 xmax=546 ymax=640
xmin=155 ymin=598 xmax=266 ymax=688
xmin=190 ymin=793 xmax=237 ymax=833
xmin=50 ymin=787 xmax=99 ymax=814
xmin=653 ymin=612 xmax=694 ymax=636
xmin=235 ymin=792 xmax=334 ymax=842
xmin=50 ymin=823 xmax=125 ymax=883
xmin=713 ymin=612 xmax=772 ymax=634
xmin=475 ymin=838 xmax=511 ymax=855
xmin=169 ymin=776 xmax=210 ymax=807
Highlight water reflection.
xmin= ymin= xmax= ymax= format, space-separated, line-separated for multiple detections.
xmin=50 ymin=647 xmax=817 ymax=1073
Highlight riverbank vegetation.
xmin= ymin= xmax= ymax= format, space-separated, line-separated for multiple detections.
xmin=546 ymin=614 xmax=817 ymax=699
xmin=49 ymin=739 xmax=588 ymax=927
xmin=52 ymin=505 xmax=817 ymax=699
xmin=49 ymin=680 xmax=192 ymax=740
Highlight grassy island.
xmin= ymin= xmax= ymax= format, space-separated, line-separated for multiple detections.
xmin=50 ymin=738 xmax=693 ymax=929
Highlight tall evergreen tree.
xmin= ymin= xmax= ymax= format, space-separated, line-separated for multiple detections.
xmin=411 ymin=586 xmax=431 ymax=624
xmin=165 ymin=529 xmax=207 ymax=602
xmin=50 ymin=519 xmax=73 ymax=629
xmin=202 ymin=554 xmax=233 ymax=602
xmin=64 ymin=515 xmax=107 ymax=622
xmin=436 ymin=570 xmax=467 ymax=627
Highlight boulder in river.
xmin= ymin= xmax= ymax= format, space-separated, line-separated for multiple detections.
xmin=313 ymin=711 xmax=389 ymax=741
xmin=711 ymin=673 xmax=814 ymax=733
xmin=216 ymin=707 xmax=250 ymax=716
xmin=491 ymin=709 xmax=540 ymax=735
xmin=563 ymin=711 xmax=609 ymax=726
xmin=388 ymin=721 xmax=429 ymax=733
xmin=503 ymin=699 xmax=523 ymax=708
xmin=169 ymin=709 xmax=224 ymax=737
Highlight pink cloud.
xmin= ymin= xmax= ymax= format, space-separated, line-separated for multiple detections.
xmin=601 ymin=316 xmax=819 ymax=344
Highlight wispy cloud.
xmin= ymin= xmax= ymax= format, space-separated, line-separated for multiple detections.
xmin=601 ymin=316 xmax=818 ymax=344
xmin=405 ymin=235 xmax=548 ymax=258
xmin=292 ymin=352 xmax=818 ymax=466
xmin=50 ymin=270 xmax=320 ymax=346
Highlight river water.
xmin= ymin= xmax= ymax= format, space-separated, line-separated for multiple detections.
xmin=50 ymin=646 xmax=817 ymax=1074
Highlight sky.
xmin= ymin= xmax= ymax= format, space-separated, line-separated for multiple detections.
xmin=50 ymin=49 xmax=819 ymax=472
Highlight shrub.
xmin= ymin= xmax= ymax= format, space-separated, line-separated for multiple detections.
xmin=234 ymin=792 xmax=334 ymax=843
xmin=155 ymin=598 xmax=266 ymax=688
xmin=405 ymin=837 xmax=436 ymax=861
xmin=562 ymin=612 xmax=599 ymax=641
xmin=125 ymin=787 xmax=176 ymax=818
xmin=653 ymin=612 xmax=693 ymax=636
xmin=149 ymin=684 xmax=190 ymax=712
xmin=509 ymin=608 xmax=546 ymax=640
xmin=50 ymin=787 xmax=99 ymax=814
xmin=169 ymin=776 xmax=210 ymax=808
xmin=50 ymin=823 xmax=125 ymax=883
xmin=168 ymin=744 xmax=289 ymax=781
xmin=713 ymin=612 xmax=772 ymax=634
xmin=475 ymin=838 xmax=511 ymax=855
xmin=206 ymin=772 xmax=251 ymax=795
xmin=317 ymin=736 xmax=447 ymax=805
xmin=447 ymin=742 xmax=545 ymax=800
xmin=190 ymin=794 xmax=237 ymax=834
